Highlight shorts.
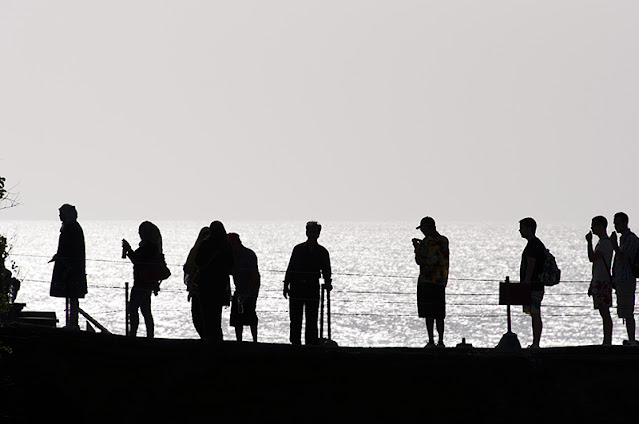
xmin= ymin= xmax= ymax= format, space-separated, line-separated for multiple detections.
xmin=230 ymin=294 xmax=258 ymax=327
xmin=417 ymin=283 xmax=445 ymax=320
xmin=590 ymin=280 xmax=612 ymax=310
xmin=523 ymin=291 xmax=544 ymax=315
xmin=615 ymin=279 xmax=636 ymax=319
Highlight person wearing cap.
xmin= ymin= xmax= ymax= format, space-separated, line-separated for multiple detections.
xmin=49 ymin=204 xmax=87 ymax=330
xmin=283 ymin=221 xmax=332 ymax=345
xmin=412 ymin=217 xmax=449 ymax=347
xmin=228 ymin=232 xmax=261 ymax=342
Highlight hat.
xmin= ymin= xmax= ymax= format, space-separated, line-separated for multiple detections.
xmin=416 ymin=216 xmax=435 ymax=230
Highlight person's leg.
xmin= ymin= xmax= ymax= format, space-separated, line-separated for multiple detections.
xmin=191 ymin=294 xmax=204 ymax=338
xmin=305 ymin=297 xmax=319 ymax=345
xmin=626 ymin=316 xmax=636 ymax=342
xmin=425 ymin=318 xmax=435 ymax=344
xmin=212 ymin=303 xmax=223 ymax=341
xmin=235 ymin=326 xmax=243 ymax=342
xmin=139 ymin=291 xmax=154 ymax=338
xmin=531 ymin=313 xmax=542 ymax=346
xmin=435 ymin=285 xmax=446 ymax=345
xmin=68 ymin=297 xmax=80 ymax=329
xmin=436 ymin=319 xmax=445 ymax=345
xmin=199 ymin=294 xmax=218 ymax=340
xmin=289 ymin=296 xmax=303 ymax=345
xmin=530 ymin=291 xmax=543 ymax=347
xmin=250 ymin=324 xmax=258 ymax=342
xmin=129 ymin=291 xmax=141 ymax=337
xmin=616 ymin=281 xmax=636 ymax=343
xmin=599 ymin=307 xmax=612 ymax=345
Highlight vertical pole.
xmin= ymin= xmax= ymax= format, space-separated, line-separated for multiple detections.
xmin=505 ymin=276 xmax=512 ymax=333
xmin=65 ymin=297 xmax=70 ymax=327
xmin=320 ymin=283 xmax=325 ymax=339
xmin=327 ymin=287 xmax=331 ymax=340
xmin=125 ymin=282 xmax=130 ymax=337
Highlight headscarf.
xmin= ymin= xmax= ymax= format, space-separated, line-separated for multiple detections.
xmin=138 ymin=221 xmax=163 ymax=253
xmin=184 ymin=227 xmax=210 ymax=270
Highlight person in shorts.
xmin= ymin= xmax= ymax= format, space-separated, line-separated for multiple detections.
xmin=519 ymin=217 xmax=546 ymax=349
xmin=610 ymin=212 xmax=639 ymax=345
xmin=413 ymin=217 xmax=449 ymax=347
xmin=586 ymin=215 xmax=613 ymax=345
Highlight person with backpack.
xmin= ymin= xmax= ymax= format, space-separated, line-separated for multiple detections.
xmin=519 ymin=217 xmax=546 ymax=349
xmin=586 ymin=216 xmax=614 ymax=345
xmin=122 ymin=221 xmax=170 ymax=338
xmin=610 ymin=212 xmax=639 ymax=345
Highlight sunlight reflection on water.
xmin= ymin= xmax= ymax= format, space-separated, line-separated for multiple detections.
xmin=1 ymin=220 xmax=625 ymax=347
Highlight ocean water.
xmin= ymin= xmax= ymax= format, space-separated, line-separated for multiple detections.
xmin=1 ymin=220 xmax=630 ymax=348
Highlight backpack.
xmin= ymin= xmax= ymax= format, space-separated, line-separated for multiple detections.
xmin=540 ymin=249 xmax=561 ymax=286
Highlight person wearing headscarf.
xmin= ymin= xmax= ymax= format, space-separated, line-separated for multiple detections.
xmin=228 ymin=232 xmax=261 ymax=342
xmin=50 ymin=204 xmax=87 ymax=330
xmin=183 ymin=226 xmax=210 ymax=337
xmin=122 ymin=221 xmax=165 ymax=338
xmin=193 ymin=221 xmax=234 ymax=340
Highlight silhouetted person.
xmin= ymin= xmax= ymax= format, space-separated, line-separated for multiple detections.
xmin=50 ymin=204 xmax=86 ymax=330
xmin=412 ymin=216 xmax=449 ymax=347
xmin=610 ymin=212 xmax=639 ymax=345
xmin=193 ymin=221 xmax=234 ymax=341
xmin=519 ymin=217 xmax=546 ymax=349
xmin=586 ymin=216 xmax=613 ymax=345
xmin=183 ymin=226 xmax=210 ymax=337
xmin=283 ymin=221 xmax=332 ymax=345
xmin=228 ymin=233 xmax=260 ymax=342
xmin=122 ymin=221 xmax=165 ymax=338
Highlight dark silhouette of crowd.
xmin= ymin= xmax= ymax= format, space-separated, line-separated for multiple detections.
xmin=47 ymin=205 xmax=639 ymax=348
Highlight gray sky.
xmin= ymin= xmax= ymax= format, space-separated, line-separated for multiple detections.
xmin=1 ymin=1 xmax=638 ymax=224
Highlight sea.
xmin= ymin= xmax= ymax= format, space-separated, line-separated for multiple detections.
xmin=1 ymin=220 xmax=628 ymax=348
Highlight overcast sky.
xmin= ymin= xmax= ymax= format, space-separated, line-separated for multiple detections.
xmin=1 ymin=1 xmax=638 ymax=224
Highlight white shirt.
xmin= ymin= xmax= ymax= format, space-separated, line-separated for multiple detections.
xmin=592 ymin=238 xmax=613 ymax=282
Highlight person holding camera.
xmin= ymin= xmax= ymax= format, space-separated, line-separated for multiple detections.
xmin=122 ymin=221 xmax=165 ymax=338
xmin=413 ymin=216 xmax=449 ymax=347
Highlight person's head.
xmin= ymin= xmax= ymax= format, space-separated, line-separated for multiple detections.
xmin=196 ymin=226 xmax=210 ymax=242
xmin=591 ymin=215 xmax=608 ymax=237
xmin=228 ymin=232 xmax=242 ymax=253
xmin=306 ymin=221 xmax=322 ymax=242
xmin=416 ymin=216 xmax=436 ymax=236
xmin=58 ymin=204 xmax=78 ymax=223
xmin=138 ymin=221 xmax=162 ymax=250
xmin=209 ymin=221 xmax=228 ymax=244
xmin=519 ymin=217 xmax=537 ymax=239
xmin=614 ymin=212 xmax=630 ymax=233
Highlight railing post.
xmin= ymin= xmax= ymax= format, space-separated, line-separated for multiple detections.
xmin=505 ymin=276 xmax=511 ymax=333
xmin=327 ymin=287 xmax=332 ymax=340
xmin=125 ymin=282 xmax=130 ymax=337
xmin=496 ymin=275 xmax=522 ymax=351
xmin=320 ymin=283 xmax=325 ymax=340
xmin=65 ymin=297 xmax=70 ymax=327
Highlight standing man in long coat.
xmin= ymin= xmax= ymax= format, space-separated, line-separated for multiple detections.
xmin=50 ymin=204 xmax=87 ymax=330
